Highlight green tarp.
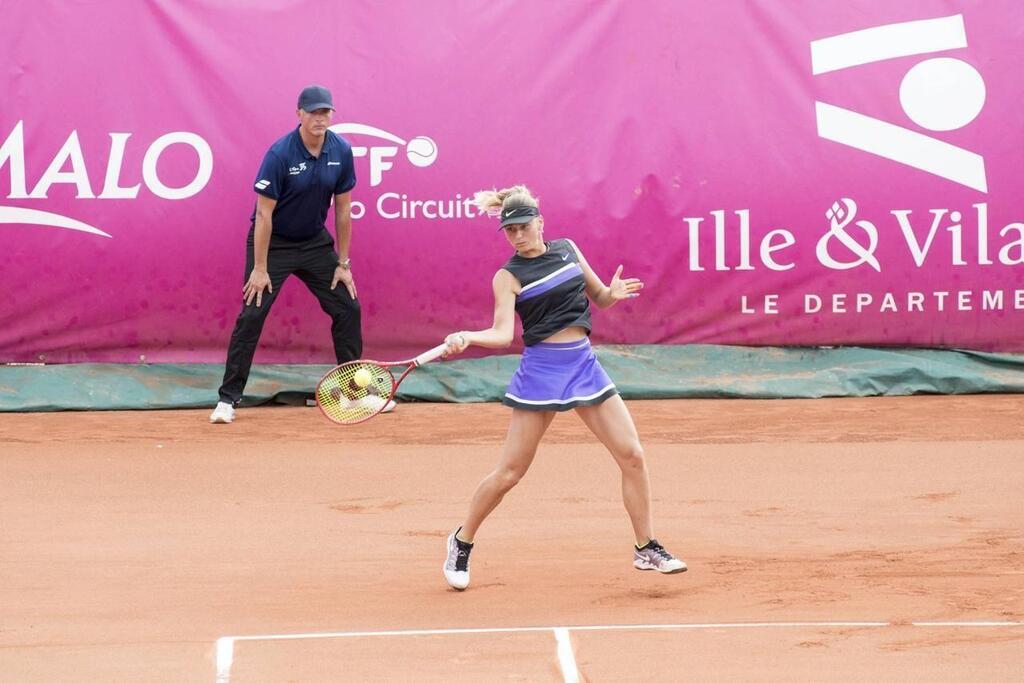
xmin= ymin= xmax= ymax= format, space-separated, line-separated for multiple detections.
xmin=2 ymin=345 xmax=1023 ymax=412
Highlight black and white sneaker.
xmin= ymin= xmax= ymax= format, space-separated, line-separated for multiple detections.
xmin=444 ymin=529 xmax=473 ymax=590
xmin=633 ymin=539 xmax=687 ymax=574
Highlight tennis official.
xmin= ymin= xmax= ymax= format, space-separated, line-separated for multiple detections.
xmin=211 ymin=85 xmax=392 ymax=423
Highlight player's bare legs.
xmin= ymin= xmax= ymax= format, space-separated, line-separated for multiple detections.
xmin=445 ymin=409 xmax=555 ymax=589
xmin=460 ymin=409 xmax=556 ymax=540
xmin=576 ymin=395 xmax=686 ymax=573
xmin=575 ymin=395 xmax=653 ymax=544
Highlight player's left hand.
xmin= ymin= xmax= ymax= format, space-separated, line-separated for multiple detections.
xmin=609 ymin=265 xmax=644 ymax=300
xmin=332 ymin=265 xmax=357 ymax=299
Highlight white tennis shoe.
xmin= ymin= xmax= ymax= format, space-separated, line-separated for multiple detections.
xmin=633 ymin=540 xmax=687 ymax=574
xmin=209 ymin=402 xmax=235 ymax=424
xmin=444 ymin=529 xmax=473 ymax=590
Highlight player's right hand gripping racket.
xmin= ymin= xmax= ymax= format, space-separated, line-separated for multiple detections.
xmin=315 ymin=342 xmax=450 ymax=425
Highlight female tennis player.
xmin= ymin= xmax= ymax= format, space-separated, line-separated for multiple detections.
xmin=441 ymin=185 xmax=686 ymax=590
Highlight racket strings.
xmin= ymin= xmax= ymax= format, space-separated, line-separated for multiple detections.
xmin=317 ymin=363 xmax=395 ymax=424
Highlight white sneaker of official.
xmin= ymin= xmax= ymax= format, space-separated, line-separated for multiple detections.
xmin=354 ymin=394 xmax=397 ymax=413
xmin=305 ymin=394 xmax=396 ymax=413
xmin=209 ymin=402 xmax=235 ymax=424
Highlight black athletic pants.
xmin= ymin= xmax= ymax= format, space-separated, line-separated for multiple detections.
xmin=217 ymin=227 xmax=361 ymax=405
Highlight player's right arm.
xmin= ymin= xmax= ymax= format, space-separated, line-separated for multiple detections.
xmin=244 ymin=194 xmax=276 ymax=307
xmin=444 ymin=269 xmax=518 ymax=354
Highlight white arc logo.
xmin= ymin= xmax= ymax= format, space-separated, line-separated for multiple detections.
xmin=0 ymin=205 xmax=110 ymax=237
xmin=328 ymin=123 xmax=437 ymax=187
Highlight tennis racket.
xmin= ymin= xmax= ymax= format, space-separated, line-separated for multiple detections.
xmin=315 ymin=342 xmax=451 ymax=424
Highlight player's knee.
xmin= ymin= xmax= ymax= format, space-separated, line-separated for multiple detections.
xmin=618 ymin=443 xmax=646 ymax=471
xmin=496 ymin=466 xmax=526 ymax=491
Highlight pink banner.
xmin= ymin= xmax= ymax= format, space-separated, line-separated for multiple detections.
xmin=1 ymin=1 xmax=1022 ymax=363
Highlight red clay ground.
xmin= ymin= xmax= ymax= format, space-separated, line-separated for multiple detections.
xmin=1 ymin=396 xmax=1022 ymax=681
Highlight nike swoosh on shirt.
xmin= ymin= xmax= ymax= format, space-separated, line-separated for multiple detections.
xmin=327 ymin=161 xmax=341 ymax=165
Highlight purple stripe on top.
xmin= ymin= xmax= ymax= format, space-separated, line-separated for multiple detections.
xmin=517 ymin=263 xmax=583 ymax=302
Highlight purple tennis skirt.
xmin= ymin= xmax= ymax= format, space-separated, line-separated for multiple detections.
xmin=502 ymin=338 xmax=618 ymax=412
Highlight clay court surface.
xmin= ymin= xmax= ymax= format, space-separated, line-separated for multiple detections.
xmin=2 ymin=395 xmax=1022 ymax=681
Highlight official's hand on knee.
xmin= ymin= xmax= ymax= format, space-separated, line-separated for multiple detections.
xmin=244 ymin=268 xmax=272 ymax=307
xmin=332 ymin=266 xmax=356 ymax=299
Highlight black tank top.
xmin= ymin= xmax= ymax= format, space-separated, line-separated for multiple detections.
xmin=501 ymin=239 xmax=592 ymax=346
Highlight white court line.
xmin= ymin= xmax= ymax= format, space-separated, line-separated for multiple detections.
xmin=223 ymin=621 xmax=890 ymax=642
xmin=912 ymin=621 xmax=1024 ymax=627
xmin=554 ymin=628 xmax=579 ymax=683
xmin=214 ymin=620 xmax=1024 ymax=681
xmin=215 ymin=638 xmax=234 ymax=683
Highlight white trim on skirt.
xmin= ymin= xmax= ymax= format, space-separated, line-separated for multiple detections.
xmin=504 ymin=382 xmax=616 ymax=406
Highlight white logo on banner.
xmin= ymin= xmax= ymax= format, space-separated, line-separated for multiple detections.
xmin=679 ymin=13 xmax=1024 ymax=322
xmin=810 ymin=14 xmax=987 ymax=192
xmin=328 ymin=122 xmax=477 ymax=221
xmin=329 ymin=123 xmax=437 ymax=187
xmin=0 ymin=121 xmax=214 ymax=238
xmin=818 ymin=198 xmax=880 ymax=271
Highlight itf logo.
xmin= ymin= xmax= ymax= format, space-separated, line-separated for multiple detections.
xmin=811 ymin=14 xmax=987 ymax=192
xmin=328 ymin=123 xmax=437 ymax=187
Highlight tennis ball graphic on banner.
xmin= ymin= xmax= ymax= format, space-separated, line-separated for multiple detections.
xmin=353 ymin=367 xmax=372 ymax=388
xmin=406 ymin=136 xmax=438 ymax=167
xmin=899 ymin=58 xmax=985 ymax=131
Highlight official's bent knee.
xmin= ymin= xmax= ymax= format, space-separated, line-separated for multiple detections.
xmin=234 ymin=301 xmax=272 ymax=332
xmin=326 ymin=288 xmax=360 ymax=314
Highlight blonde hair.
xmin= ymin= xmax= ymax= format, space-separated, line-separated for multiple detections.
xmin=472 ymin=184 xmax=539 ymax=217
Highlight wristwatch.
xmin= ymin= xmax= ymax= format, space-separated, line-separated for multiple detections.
xmin=337 ymin=257 xmax=351 ymax=270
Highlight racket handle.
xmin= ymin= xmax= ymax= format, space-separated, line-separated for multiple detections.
xmin=414 ymin=342 xmax=450 ymax=366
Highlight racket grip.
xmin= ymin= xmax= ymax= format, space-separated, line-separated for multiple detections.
xmin=414 ymin=342 xmax=450 ymax=366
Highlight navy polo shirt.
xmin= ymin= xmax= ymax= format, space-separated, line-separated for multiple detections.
xmin=249 ymin=127 xmax=357 ymax=241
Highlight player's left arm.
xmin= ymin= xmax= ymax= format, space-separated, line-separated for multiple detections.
xmin=331 ymin=190 xmax=355 ymax=298
xmin=566 ymin=238 xmax=644 ymax=309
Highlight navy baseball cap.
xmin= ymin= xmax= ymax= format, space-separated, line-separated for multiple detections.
xmin=298 ymin=85 xmax=334 ymax=112
xmin=499 ymin=205 xmax=539 ymax=228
